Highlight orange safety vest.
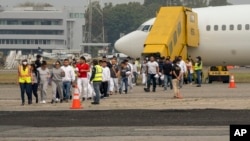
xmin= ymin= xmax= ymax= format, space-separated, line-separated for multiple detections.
xmin=18 ymin=65 xmax=32 ymax=83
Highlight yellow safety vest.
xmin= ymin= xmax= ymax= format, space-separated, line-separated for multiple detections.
xmin=194 ymin=62 xmax=203 ymax=71
xmin=93 ymin=65 xmax=102 ymax=82
xmin=18 ymin=65 xmax=32 ymax=83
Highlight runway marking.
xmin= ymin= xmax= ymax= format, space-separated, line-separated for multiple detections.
xmin=134 ymin=127 xmax=228 ymax=131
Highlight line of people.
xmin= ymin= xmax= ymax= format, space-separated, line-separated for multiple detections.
xmin=18 ymin=55 xmax=139 ymax=105
xmin=17 ymin=54 xmax=202 ymax=105
xmin=142 ymin=55 xmax=203 ymax=99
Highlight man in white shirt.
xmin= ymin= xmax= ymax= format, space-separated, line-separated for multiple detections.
xmin=61 ymin=59 xmax=75 ymax=102
xmin=178 ymin=56 xmax=187 ymax=88
xmin=132 ymin=61 xmax=138 ymax=85
xmin=125 ymin=58 xmax=133 ymax=92
xmin=100 ymin=61 xmax=110 ymax=98
xmin=144 ymin=56 xmax=159 ymax=92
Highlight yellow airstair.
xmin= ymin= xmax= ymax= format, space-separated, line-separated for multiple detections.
xmin=142 ymin=6 xmax=199 ymax=60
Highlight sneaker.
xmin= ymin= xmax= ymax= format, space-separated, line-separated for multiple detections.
xmin=51 ymin=99 xmax=55 ymax=104
xmin=152 ymin=89 xmax=156 ymax=92
xmin=144 ymin=88 xmax=150 ymax=92
xmin=55 ymin=98 xmax=59 ymax=102
xmin=21 ymin=102 xmax=24 ymax=106
xmin=91 ymin=102 xmax=99 ymax=105
xmin=87 ymin=97 xmax=92 ymax=100
xmin=60 ymin=99 xmax=63 ymax=103
xmin=40 ymin=100 xmax=46 ymax=104
xmin=35 ymin=98 xmax=38 ymax=103
xmin=82 ymin=98 xmax=86 ymax=101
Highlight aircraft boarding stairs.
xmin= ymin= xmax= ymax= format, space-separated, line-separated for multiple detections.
xmin=142 ymin=6 xmax=199 ymax=59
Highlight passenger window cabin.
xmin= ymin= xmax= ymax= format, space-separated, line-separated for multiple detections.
xmin=237 ymin=24 xmax=242 ymax=30
xmin=206 ymin=25 xmax=211 ymax=31
xmin=222 ymin=25 xmax=226 ymax=31
xmin=230 ymin=25 xmax=234 ymax=30
xmin=214 ymin=25 xmax=218 ymax=31
xmin=245 ymin=24 xmax=249 ymax=30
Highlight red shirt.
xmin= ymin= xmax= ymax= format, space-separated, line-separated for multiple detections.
xmin=76 ymin=63 xmax=89 ymax=78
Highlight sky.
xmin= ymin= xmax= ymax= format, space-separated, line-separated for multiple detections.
xmin=0 ymin=0 xmax=249 ymax=8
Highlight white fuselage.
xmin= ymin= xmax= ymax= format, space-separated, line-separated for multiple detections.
xmin=115 ymin=5 xmax=250 ymax=66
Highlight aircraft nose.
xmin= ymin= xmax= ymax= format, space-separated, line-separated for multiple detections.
xmin=114 ymin=31 xmax=148 ymax=58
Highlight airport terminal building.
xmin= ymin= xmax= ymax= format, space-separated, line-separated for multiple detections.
xmin=0 ymin=6 xmax=85 ymax=54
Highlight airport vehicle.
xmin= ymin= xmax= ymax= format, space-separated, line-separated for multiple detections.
xmin=206 ymin=66 xmax=230 ymax=83
xmin=115 ymin=5 xmax=250 ymax=66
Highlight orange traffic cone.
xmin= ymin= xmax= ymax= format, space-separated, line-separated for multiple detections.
xmin=229 ymin=74 xmax=236 ymax=88
xmin=70 ymin=86 xmax=83 ymax=109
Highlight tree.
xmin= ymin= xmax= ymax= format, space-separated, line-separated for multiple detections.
xmin=184 ymin=0 xmax=208 ymax=8
xmin=17 ymin=2 xmax=53 ymax=7
xmin=103 ymin=2 xmax=148 ymax=45
xmin=209 ymin=0 xmax=230 ymax=6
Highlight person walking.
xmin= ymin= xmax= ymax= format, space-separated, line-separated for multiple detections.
xmin=109 ymin=58 xmax=119 ymax=95
xmin=50 ymin=61 xmax=65 ymax=104
xmin=90 ymin=59 xmax=103 ymax=105
xmin=119 ymin=61 xmax=130 ymax=94
xmin=186 ymin=58 xmax=194 ymax=85
xmin=172 ymin=59 xmax=183 ymax=99
xmin=37 ymin=61 xmax=50 ymax=104
xmin=18 ymin=59 xmax=32 ymax=105
xmin=140 ymin=59 xmax=147 ymax=86
xmin=61 ymin=59 xmax=75 ymax=102
xmin=76 ymin=56 xmax=90 ymax=101
xmin=101 ymin=61 xmax=110 ymax=98
xmin=144 ymin=56 xmax=159 ymax=92
xmin=30 ymin=64 xmax=39 ymax=103
xmin=178 ymin=56 xmax=187 ymax=88
xmin=194 ymin=56 xmax=203 ymax=87
xmin=162 ymin=58 xmax=173 ymax=91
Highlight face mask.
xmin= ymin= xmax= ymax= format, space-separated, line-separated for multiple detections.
xmin=23 ymin=62 xmax=27 ymax=65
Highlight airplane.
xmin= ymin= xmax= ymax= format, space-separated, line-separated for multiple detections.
xmin=115 ymin=5 xmax=250 ymax=66
xmin=37 ymin=47 xmax=75 ymax=60
xmin=41 ymin=51 xmax=75 ymax=60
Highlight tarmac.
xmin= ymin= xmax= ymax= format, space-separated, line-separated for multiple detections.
xmin=0 ymin=82 xmax=250 ymax=141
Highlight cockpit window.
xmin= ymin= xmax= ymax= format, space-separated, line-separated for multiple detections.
xmin=142 ymin=25 xmax=151 ymax=32
xmin=137 ymin=25 xmax=152 ymax=32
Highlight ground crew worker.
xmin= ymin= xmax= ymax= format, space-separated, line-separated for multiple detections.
xmin=18 ymin=59 xmax=32 ymax=105
xmin=90 ymin=59 xmax=103 ymax=105
xmin=194 ymin=56 xmax=203 ymax=87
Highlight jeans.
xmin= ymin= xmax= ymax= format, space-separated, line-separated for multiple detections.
xmin=31 ymin=83 xmax=38 ymax=101
xmin=63 ymin=81 xmax=71 ymax=99
xmin=164 ymin=75 xmax=173 ymax=90
xmin=93 ymin=82 xmax=101 ymax=103
xmin=119 ymin=77 xmax=128 ymax=93
xmin=147 ymin=74 xmax=156 ymax=90
xmin=188 ymin=72 xmax=193 ymax=83
xmin=196 ymin=70 xmax=202 ymax=85
xmin=19 ymin=83 xmax=32 ymax=103
xmin=100 ymin=81 xmax=109 ymax=97
xmin=132 ymin=72 xmax=138 ymax=84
